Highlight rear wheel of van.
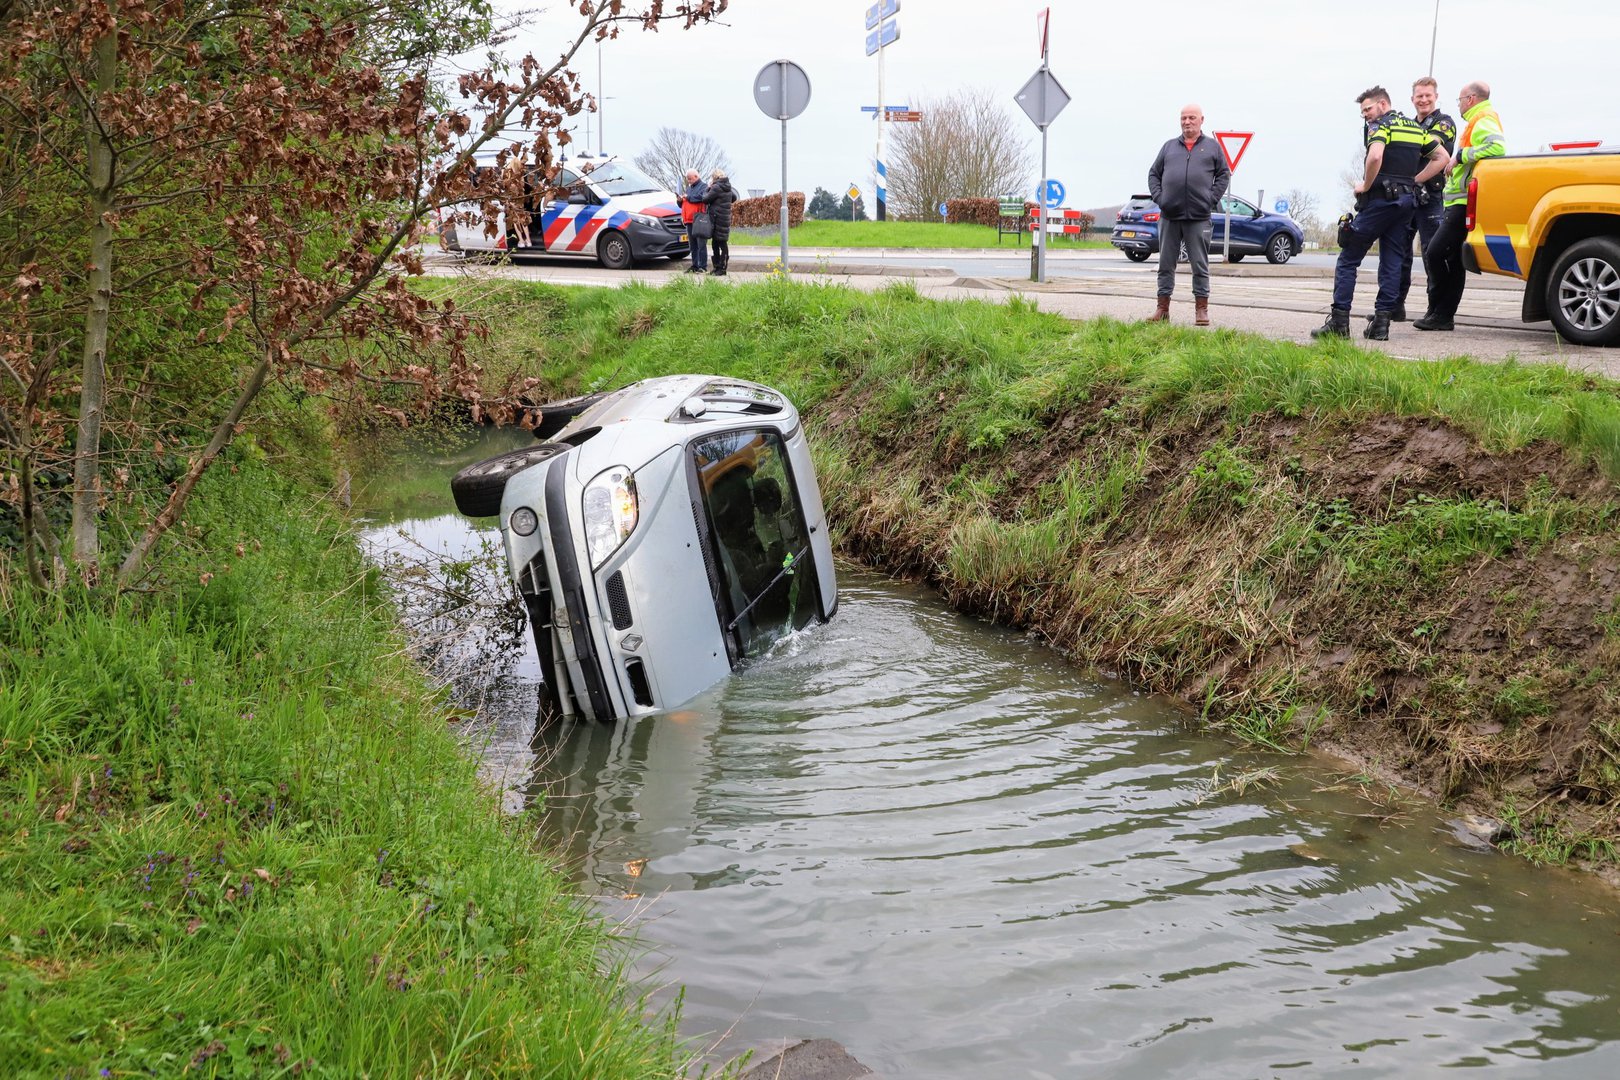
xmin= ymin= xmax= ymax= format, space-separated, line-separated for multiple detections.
xmin=597 ymin=230 xmax=634 ymax=270
xmin=1547 ymin=237 xmax=1620 ymax=347
xmin=450 ymin=443 xmax=567 ymax=518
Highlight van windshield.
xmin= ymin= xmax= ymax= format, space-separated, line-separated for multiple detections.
xmin=582 ymin=160 xmax=663 ymax=197
xmin=692 ymin=430 xmax=821 ymax=658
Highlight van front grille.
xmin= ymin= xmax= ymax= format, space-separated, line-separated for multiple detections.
xmin=606 ymin=571 xmax=633 ymax=630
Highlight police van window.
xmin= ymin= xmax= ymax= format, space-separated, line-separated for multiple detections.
xmin=584 ymin=160 xmax=664 ymax=197
xmin=691 ymin=429 xmax=820 ymax=659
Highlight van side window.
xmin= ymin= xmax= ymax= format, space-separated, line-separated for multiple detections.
xmin=692 ymin=430 xmax=820 ymax=658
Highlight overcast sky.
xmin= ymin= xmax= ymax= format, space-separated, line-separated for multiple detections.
xmin=471 ymin=0 xmax=1617 ymax=219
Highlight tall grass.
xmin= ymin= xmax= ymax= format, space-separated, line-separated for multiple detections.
xmin=0 ymin=469 xmax=703 ymax=1077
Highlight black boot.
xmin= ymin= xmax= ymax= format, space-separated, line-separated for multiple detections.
xmin=1364 ymin=311 xmax=1391 ymax=340
xmin=1390 ymin=303 xmax=1408 ymax=322
xmin=1312 ymin=307 xmax=1351 ymax=339
xmin=1413 ymin=312 xmax=1454 ymax=331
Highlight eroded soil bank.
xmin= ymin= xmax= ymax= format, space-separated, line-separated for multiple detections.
xmin=820 ymin=392 xmax=1620 ymax=881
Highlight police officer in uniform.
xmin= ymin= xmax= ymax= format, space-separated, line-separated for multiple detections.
xmin=1393 ymin=77 xmax=1457 ymax=322
xmin=1314 ymin=86 xmax=1448 ymax=341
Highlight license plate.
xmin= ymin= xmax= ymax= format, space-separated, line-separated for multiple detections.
xmin=1120 ymin=230 xmax=1137 ymax=238
xmin=679 ymin=233 xmax=688 ymax=242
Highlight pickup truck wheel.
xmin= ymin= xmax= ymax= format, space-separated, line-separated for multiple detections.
xmin=597 ymin=230 xmax=634 ymax=271
xmin=450 ymin=443 xmax=567 ymax=518
xmin=1124 ymin=249 xmax=1151 ymax=262
xmin=1265 ymin=232 xmax=1294 ymax=264
xmin=1548 ymin=237 xmax=1620 ymax=347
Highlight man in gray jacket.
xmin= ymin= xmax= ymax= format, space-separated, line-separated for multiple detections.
xmin=1147 ymin=104 xmax=1231 ymax=326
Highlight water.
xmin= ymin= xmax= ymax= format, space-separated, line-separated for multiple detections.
xmin=355 ymin=431 xmax=1620 ymax=1078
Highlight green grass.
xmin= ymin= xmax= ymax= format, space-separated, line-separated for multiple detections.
xmin=0 ymin=468 xmax=705 ymax=1078
xmin=730 ymin=218 xmax=1109 ymax=249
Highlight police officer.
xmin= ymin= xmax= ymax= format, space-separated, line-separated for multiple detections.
xmin=1392 ymin=77 xmax=1457 ymax=322
xmin=1314 ymin=87 xmax=1448 ymax=341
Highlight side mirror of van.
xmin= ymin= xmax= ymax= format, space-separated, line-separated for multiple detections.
xmin=567 ymin=191 xmax=589 ymax=205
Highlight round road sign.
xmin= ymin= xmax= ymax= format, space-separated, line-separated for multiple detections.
xmin=753 ymin=60 xmax=811 ymax=121
xmin=1044 ymin=179 xmax=1064 ymax=208
xmin=1275 ymin=198 xmax=1290 ymax=214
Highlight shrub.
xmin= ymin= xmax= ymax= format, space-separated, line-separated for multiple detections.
xmin=732 ymin=191 xmax=806 ymax=228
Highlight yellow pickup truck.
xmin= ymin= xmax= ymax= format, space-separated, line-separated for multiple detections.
xmin=1464 ymin=149 xmax=1620 ymax=346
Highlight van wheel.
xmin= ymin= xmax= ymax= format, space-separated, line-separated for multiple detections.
xmin=597 ymin=230 xmax=634 ymax=270
xmin=1547 ymin=237 xmax=1620 ymax=347
xmin=1265 ymin=232 xmax=1294 ymax=264
xmin=450 ymin=443 xmax=567 ymax=518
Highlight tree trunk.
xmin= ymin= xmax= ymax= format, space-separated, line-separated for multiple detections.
xmin=69 ymin=24 xmax=119 ymax=575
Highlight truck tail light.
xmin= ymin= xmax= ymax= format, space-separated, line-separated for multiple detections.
xmin=1464 ymin=177 xmax=1478 ymax=233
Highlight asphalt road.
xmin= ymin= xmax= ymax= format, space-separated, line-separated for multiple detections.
xmin=424 ymin=246 xmax=1620 ymax=377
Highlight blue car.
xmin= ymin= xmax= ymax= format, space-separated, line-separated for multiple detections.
xmin=1111 ymin=193 xmax=1304 ymax=264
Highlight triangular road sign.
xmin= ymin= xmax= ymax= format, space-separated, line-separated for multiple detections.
xmin=1213 ymin=131 xmax=1253 ymax=172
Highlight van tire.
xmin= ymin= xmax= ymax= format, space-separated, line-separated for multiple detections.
xmin=450 ymin=443 xmax=567 ymax=518
xmin=598 ymin=230 xmax=634 ymax=270
xmin=1547 ymin=236 xmax=1620 ymax=347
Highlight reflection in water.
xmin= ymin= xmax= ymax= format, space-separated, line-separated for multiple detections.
xmin=352 ymin=435 xmax=1620 ymax=1079
xmin=526 ymin=579 xmax=1620 ymax=1079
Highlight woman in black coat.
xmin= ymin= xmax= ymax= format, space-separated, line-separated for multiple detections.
xmin=701 ymin=169 xmax=736 ymax=276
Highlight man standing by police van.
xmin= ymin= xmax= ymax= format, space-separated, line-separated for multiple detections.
xmin=1415 ymin=81 xmax=1506 ymax=331
xmin=1393 ymin=76 xmax=1457 ymax=321
xmin=1313 ymin=86 xmax=1449 ymax=341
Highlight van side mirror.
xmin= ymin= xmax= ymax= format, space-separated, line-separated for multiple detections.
xmin=567 ymin=191 xmax=589 ymax=205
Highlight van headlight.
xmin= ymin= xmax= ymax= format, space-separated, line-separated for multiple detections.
xmin=582 ymin=466 xmax=638 ymax=567
xmin=627 ymin=212 xmax=660 ymax=227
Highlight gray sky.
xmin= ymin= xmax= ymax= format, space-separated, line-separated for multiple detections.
xmin=480 ymin=0 xmax=1617 ymax=218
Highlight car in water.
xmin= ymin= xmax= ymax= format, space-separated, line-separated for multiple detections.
xmin=440 ymin=153 xmax=688 ymax=270
xmin=1110 ymin=193 xmax=1304 ymax=264
xmin=450 ymin=375 xmax=838 ymax=722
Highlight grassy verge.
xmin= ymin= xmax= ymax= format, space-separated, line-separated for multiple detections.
xmin=430 ymin=273 xmax=1620 ymax=876
xmin=0 ymin=467 xmax=703 ymax=1077
xmin=730 ymin=219 xmax=1109 ymax=249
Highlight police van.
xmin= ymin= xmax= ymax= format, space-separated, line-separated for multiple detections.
xmin=441 ymin=153 xmax=689 ymax=270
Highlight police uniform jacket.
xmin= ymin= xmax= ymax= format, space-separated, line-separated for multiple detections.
xmin=1148 ymin=134 xmax=1231 ymax=221
xmin=1416 ymin=109 xmax=1458 ymax=195
xmin=1363 ymin=111 xmax=1440 ymax=190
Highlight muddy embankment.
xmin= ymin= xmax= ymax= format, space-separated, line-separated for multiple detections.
xmin=811 ymin=387 xmax=1620 ymax=881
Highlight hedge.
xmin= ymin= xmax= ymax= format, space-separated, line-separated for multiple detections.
xmin=732 ymin=192 xmax=806 ymax=228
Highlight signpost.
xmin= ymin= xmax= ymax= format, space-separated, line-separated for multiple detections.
xmin=863 ymin=0 xmax=901 ymax=220
xmin=753 ymin=60 xmax=811 ymax=270
xmin=1013 ymin=8 xmax=1070 ymax=283
xmin=938 ymin=200 xmax=948 ymax=222
xmin=1212 ymin=130 xmax=1253 ymax=263
xmin=1044 ymin=179 xmax=1064 ymax=208
xmin=1275 ymin=197 xmax=1290 ymax=214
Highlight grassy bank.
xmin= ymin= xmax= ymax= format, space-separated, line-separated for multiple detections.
xmin=0 ymin=468 xmax=702 ymax=1076
xmin=438 ymin=274 xmax=1620 ymax=875
xmin=730 ymin=219 xmax=1108 ymax=249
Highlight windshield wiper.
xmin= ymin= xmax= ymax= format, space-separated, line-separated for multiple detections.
xmin=726 ymin=545 xmax=809 ymax=633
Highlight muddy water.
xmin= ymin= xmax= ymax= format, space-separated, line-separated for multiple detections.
xmin=355 ymin=432 xmax=1620 ymax=1078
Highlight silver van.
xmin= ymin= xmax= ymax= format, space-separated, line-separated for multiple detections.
xmin=451 ymin=375 xmax=838 ymax=722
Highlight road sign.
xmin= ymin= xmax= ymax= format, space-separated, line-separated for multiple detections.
xmin=849 ymin=185 xmax=863 ymax=200
xmin=938 ymin=201 xmax=949 ymax=218
xmin=1044 ymin=179 xmax=1064 ymax=208
xmin=1014 ymin=67 xmax=1070 ymax=129
xmin=753 ymin=60 xmax=811 ymax=121
xmin=1036 ymin=7 xmax=1050 ymax=59
xmin=882 ymin=109 xmax=922 ymax=122
xmin=1274 ymin=197 xmax=1290 ymax=214
xmin=1213 ymin=130 xmax=1253 ymax=172
xmin=865 ymin=0 xmax=899 ymax=30
xmin=864 ymin=18 xmax=900 ymax=55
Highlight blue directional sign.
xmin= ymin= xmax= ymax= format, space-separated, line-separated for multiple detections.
xmin=1044 ymin=179 xmax=1065 ymax=208
xmin=1274 ymin=198 xmax=1290 ymax=214
xmin=865 ymin=0 xmax=900 ymax=29
xmin=865 ymin=19 xmax=900 ymax=54
xmin=938 ymin=201 xmax=949 ymax=219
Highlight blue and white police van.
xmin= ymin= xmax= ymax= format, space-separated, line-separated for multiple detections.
xmin=441 ymin=154 xmax=689 ymax=270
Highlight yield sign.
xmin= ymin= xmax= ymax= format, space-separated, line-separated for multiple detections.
xmin=1213 ymin=130 xmax=1253 ymax=172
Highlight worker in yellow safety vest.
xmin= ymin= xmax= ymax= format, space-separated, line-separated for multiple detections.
xmin=1413 ymin=81 xmax=1506 ymax=331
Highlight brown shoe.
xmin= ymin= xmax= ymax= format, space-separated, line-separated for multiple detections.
xmin=1147 ymin=296 xmax=1171 ymax=322
xmin=1195 ymin=297 xmax=1210 ymax=326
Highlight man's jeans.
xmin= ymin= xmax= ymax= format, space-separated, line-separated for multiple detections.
xmin=1157 ymin=218 xmax=1213 ymax=298
xmin=1333 ymin=193 xmax=1416 ymax=313
xmin=1397 ymin=193 xmax=1445 ymax=309
xmin=688 ymin=231 xmax=708 ymax=270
